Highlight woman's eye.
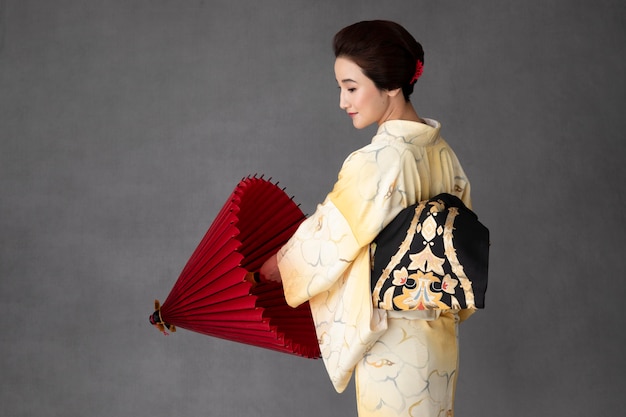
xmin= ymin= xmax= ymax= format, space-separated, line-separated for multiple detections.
xmin=348 ymin=88 xmax=356 ymax=93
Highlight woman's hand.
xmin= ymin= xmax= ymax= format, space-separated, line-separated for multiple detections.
xmin=259 ymin=254 xmax=282 ymax=284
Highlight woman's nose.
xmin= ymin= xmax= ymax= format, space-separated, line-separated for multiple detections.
xmin=339 ymin=91 xmax=348 ymax=110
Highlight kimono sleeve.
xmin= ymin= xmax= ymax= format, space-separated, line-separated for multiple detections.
xmin=277 ymin=143 xmax=412 ymax=307
xmin=277 ymin=197 xmax=361 ymax=307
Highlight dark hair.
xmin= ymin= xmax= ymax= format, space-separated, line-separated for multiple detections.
xmin=333 ymin=20 xmax=424 ymax=102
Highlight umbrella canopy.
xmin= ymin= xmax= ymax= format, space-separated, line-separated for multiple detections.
xmin=150 ymin=176 xmax=320 ymax=359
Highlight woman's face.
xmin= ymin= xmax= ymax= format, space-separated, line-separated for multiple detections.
xmin=334 ymin=56 xmax=392 ymax=129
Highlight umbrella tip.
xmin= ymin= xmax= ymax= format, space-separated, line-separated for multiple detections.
xmin=149 ymin=310 xmax=160 ymax=325
xmin=149 ymin=308 xmax=176 ymax=335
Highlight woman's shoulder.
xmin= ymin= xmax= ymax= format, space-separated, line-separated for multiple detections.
xmin=338 ymin=141 xmax=408 ymax=185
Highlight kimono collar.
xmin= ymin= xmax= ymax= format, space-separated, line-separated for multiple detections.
xmin=373 ymin=118 xmax=441 ymax=147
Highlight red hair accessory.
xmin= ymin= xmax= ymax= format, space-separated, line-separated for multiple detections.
xmin=410 ymin=60 xmax=424 ymax=84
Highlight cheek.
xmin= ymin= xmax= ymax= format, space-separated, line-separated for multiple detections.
xmin=354 ymin=92 xmax=370 ymax=111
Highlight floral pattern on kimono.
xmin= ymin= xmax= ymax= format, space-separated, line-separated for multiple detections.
xmin=277 ymin=119 xmax=471 ymax=394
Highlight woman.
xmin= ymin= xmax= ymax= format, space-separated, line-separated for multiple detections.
xmin=261 ymin=20 xmax=473 ymax=416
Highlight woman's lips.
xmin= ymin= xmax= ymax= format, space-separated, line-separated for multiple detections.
xmin=348 ymin=112 xmax=357 ymax=118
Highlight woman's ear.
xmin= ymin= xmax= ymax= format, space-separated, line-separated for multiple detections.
xmin=385 ymin=87 xmax=402 ymax=98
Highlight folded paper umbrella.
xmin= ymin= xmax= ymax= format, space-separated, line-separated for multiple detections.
xmin=150 ymin=176 xmax=320 ymax=359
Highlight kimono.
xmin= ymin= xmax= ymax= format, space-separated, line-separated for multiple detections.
xmin=277 ymin=119 xmax=472 ymax=416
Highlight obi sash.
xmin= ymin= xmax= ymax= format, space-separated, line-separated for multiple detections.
xmin=371 ymin=193 xmax=489 ymax=311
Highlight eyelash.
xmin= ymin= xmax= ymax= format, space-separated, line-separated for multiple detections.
xmin=338 ymin=87 xmax=356 ymax=93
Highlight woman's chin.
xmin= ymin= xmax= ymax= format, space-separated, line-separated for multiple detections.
xmin=351 ymin=119 xmax=368 ymax=130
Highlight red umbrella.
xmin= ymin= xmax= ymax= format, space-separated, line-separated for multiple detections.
xmin=150 ymin=176 xmax=320 ymax=359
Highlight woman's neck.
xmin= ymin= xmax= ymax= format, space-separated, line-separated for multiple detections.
xmin=380 ymin=99 xmax=424 ymax=125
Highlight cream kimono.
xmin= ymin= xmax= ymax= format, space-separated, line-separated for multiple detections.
xmin=277 ymin=119 xmax=471 ymax=415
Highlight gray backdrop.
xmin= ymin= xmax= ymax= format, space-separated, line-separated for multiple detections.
xmin=1 ymin=0 xmax=624 ymax=416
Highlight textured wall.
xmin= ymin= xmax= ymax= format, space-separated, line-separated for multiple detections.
xmin=1 ymin=0 xmax=624 ymax=416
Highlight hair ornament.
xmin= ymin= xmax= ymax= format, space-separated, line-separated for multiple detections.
xmin=410 ymin=60 xmax=424 ymax=84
